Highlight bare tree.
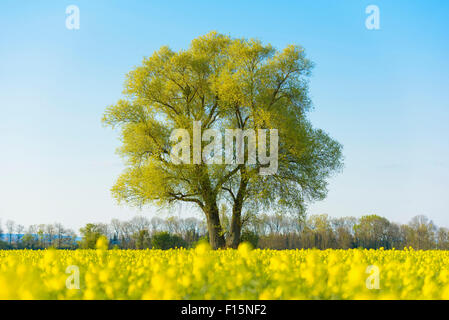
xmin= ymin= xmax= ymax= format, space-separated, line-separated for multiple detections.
xmin=45 ymin=224 xmax=56 ymax=247
xmin=110 ymin=219 xmax=122 ymax=243
xmin=332 ymin=217 xmax=356 ymax=249
xmin=0 ymin=219 xmax=3 ymax=241
xmin=166 ymin=216 xmax=182 ymax=235
xmin=150 ymin=217 xmax=164 ymax=235
xmin=54 ymin=223 xmax=65 ymax=248
xmin=437 ymin=227 xmax=449 ymax=250
xmin=15 ymin=224 xmax=25 ymax=243
xmin=6 ymin=220 xmax=15 ymax=245
xmin=408 ymin=215 xmax=437 ymax=250
xmin=130 ymin=216 xmax=150 ymax=233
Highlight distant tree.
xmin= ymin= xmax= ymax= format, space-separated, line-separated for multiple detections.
xmin=266 ymin=213 xmax=285 ymax=235
xmin=437 ymin=227 xmax=449 ymax=250
xmin=0 ymin=240 xmax=10 ymax=249
xmin=54 ymin=223 xmax=64 ymax=248
xmin=133 ymin=229 xmax=151 ymax=249
xmin=332 ymin=217 xmax=356 ymax=249
xmin=240 ymin=230 xmax=259 ymax=248
xmin=407 ymin=215 xmax=436 ymax=249
xmin=6 ymin=220 xmax=15 ymax=245
xmin=307 ymin=214 xmax=335 ymax=249
xmin=354 ymin=215 xmax=392 ymax=249
xmin=21 ymin=233 xmax=37 ymax=249
xmin=63 ymin=229 xmax=78 ymax=249
xmin=150 ymin=217 xmax=165 ymax=234
xmin=242 ymin=212 xmax=265 ymax=236
xmin=166 ymin=216 xmax=182 ymax=235
xmin=79 ymin=223 xmax=107 ymax=249
xmin=130 ymin=216 xmax=150 ymax=233
xmin=387 ymin=222 xmax=403 ymax=249
xmin=179 ymin=217 xmax=204 ymax=245
xmin=44 ymin=224 xmax=56 ymax=247
xmin=151 ymin=232 xmax=187 ymax=249
xmin=0 ymin=219 xmax=3 ymax=241
xmin=15 ymin=224 xmax=25 ymax=243
xmin=37 ymin=225 xmax=46 ymax=248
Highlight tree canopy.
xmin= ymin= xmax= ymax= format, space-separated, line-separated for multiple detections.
xmin=102 ymin=31 xmax=343 ymax=249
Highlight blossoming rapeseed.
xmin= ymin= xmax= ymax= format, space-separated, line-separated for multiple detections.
xmin=0 ymin=244 xmax=448 ymax=300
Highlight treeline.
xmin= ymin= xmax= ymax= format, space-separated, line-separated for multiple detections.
xmin=0 ymin=220 xmax=77 ymax=249
xmin=78 ymin=216 xmax=207 ymax=249
xmin=246 ymin=214 xmax=448 ymax=250
xmin=1 ymin=214 xmax=449 ymax=250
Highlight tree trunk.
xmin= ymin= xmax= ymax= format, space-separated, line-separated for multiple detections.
xmin=227 ymin=205 xmax=242 ymax=249
xmin=204 ymin=202 xmax=226 ymax=249
xmin=227 ymin=170 xmax=248 ymax=248
xmin=197 ymin=165 xmax=226 ymax=249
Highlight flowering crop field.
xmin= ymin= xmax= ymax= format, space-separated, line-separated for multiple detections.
xmin=1 ymin=242 xmax=449 ymax=300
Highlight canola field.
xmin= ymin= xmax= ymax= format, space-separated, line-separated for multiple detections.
xmin=1 ymin=241 xmax=449 ymax=300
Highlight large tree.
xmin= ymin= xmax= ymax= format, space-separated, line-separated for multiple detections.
xmin=103 ymin=32 xmax=343 ymax=249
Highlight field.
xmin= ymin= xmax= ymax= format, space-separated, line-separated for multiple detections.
xmin=1 ymin=241 xmax=449 ymax=300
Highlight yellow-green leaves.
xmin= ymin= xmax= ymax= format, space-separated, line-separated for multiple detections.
xmin=103 ymin=32 xmax=343 ymax=248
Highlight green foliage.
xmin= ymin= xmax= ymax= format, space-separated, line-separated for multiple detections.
xmin=21 ymin=234 xmax=37 ymax=249
xmin=0 ymin=240 xmax=11 ymax=250
xmin=240 ymin=230 xmax=259 ymax=248
xmin=151 ymin=232 xmax=187 ymax=249
xmin=354 ymin=215 xmax=394 ymax=249
xmin=79 ymin=223 xmax=106 ymax=249
xmin=103 ymin=31 xmax=343 ymax=248
xmin=133 ymin=229 xmax=151 ymax=249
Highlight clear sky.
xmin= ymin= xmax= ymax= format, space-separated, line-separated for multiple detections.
xmin=1 ymin=0 xmax=448 ymax=231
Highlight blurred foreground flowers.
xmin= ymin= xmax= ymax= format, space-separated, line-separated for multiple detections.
xmin=1 ymin=243 xmax=449 ymax=300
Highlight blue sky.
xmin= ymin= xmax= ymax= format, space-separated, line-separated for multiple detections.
xmin=0 ymin=0 xmax=448 ymax=231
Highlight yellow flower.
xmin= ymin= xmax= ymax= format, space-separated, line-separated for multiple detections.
xmin=1 ymin=248 xmax=449 ymax=299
